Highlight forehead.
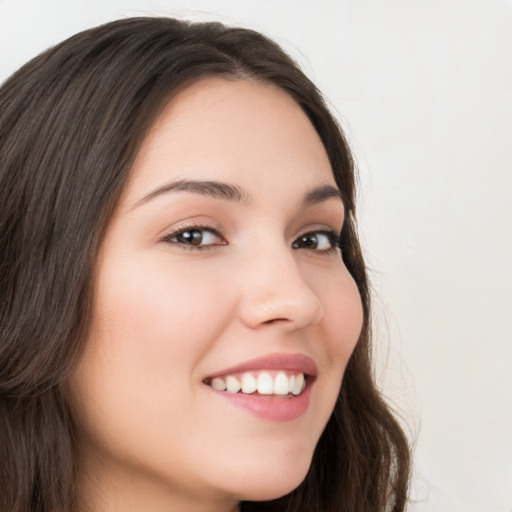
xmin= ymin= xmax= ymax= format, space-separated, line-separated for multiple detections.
xmin=122 ymin=77 xmax=335 ymax=206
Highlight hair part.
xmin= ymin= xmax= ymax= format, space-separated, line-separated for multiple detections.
xmin=0 ymin=17 xmax=410 ymax=512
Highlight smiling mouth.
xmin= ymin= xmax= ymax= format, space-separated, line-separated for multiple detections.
xmin=203 ymin=371 xmax=308 ymax=397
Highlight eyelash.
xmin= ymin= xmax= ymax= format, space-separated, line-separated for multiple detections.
xmin=162 ymin=224 xmax=342 ymax=253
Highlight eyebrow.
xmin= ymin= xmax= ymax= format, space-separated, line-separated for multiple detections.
xmin=302 ymin=184 xmax=343 ymax=207
xmin=132 ymin=179 xmax=343 ymax=209
xmin=133 ymin=180 xmax=250 ymax=208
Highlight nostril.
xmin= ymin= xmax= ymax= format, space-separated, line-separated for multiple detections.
xmin=262 ymin=317 xmax=288 ymax=326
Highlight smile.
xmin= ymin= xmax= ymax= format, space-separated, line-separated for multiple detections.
xmin=202 ymin=353 xmax=317 ymax=421
xmin=204 ymin=371 xmax=307 ymax=397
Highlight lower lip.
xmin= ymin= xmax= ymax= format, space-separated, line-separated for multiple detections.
xmin=207 ymin=380 xmax=313 ymax=422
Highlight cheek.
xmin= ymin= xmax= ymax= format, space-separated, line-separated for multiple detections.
xmin=310 ymin=268 xmax=363 ymax=422
xmin=321 ymin=269 xmax=364 ymax=364
xmin=94 ymin=255 xmax=232 ymax=373
xmin=67 ymin=257 xmax=250 ymax=500
xmin=69 ymin=257 xmax=234 ymax=447
xmin=301 ymin=267 xmax=363 ymax=437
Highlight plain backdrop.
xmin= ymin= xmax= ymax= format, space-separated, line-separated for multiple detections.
xmin=1 ymin=1 xmax=511 ymax=510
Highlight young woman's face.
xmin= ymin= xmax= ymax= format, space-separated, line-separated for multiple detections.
xmin=70 ymin=78 xmax=363 ymax=511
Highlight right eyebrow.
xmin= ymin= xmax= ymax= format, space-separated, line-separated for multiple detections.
xmin=131 ymin=179 xmax=252 ymax=210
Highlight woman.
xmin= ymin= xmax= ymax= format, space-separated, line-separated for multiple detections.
xmin=0 ymin=17 xmax=410 ymax=512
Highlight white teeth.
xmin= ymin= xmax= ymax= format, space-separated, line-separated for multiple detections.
xmin=288 ymin=375 xmax=295 ymax=393
xmin=211 ymin=377 xmax=226 ymax=391
xmin=292 ymin=373 xmax=305 ymax=396
xmin=273 ymin=372 xmax=289 ymax=395
xmin=226 ymin=375 xmax=241 ymax=393
xmin=241 ymin=373 xmax=257 ymax=394
xmin=208 ymin=371 xmax=307 ymax=396
xmin=257 ymin=372 xmax=274 ymax=394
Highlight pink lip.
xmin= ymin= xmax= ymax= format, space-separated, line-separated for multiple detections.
xmin=206 ymin=352 xmax=318 ymax=379
xmin=208 ymin=384 xmax=314 ymax=422
xmin=204 ymin=353 xmax=317 ymax=422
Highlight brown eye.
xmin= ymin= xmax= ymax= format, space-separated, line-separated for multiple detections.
xmin=163 ymin=227 xmax=225 ymax=248
xmin=174 ymin=230 xmax=204 ymax=246
xmin=292 ymin=231 xmax=340 ymax=251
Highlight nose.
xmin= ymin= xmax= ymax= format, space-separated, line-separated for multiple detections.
xmin=237 ymin=245 xmax=324 ymax=331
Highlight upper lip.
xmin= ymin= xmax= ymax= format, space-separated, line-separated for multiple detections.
xmin=206 ymin=353 xmax=318 ymax=379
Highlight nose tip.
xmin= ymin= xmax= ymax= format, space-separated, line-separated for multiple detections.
xmin=238 ymin=266 xmax=324 ymax=330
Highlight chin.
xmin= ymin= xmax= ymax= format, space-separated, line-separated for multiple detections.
xmin=239 ymin=470 xmax=309 ymax=503
xmin=225 ymin=450 xmax=312 ymax=503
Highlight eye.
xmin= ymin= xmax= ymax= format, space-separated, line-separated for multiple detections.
xmin=162 ymin=226 xmax=226 ymax=249
xmin=292 ymin=230 xmax=341 ymax=252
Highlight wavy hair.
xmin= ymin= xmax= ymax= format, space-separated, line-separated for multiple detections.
xmin=0 ymin=17 xmax=410 ymax=512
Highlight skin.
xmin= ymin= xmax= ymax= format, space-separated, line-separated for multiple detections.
xmin=69 ymin=77 xmax=364 ymax=512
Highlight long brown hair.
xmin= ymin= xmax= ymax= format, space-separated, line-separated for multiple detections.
xmin=0 ymin=17 xmax=410 ymax=512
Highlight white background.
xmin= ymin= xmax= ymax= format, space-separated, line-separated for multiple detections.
xmin=1 ymin=1 xmax=511 ymax=510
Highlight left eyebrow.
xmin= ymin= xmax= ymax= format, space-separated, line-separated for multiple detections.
xmin=301 ymin=184 xmax=343 ymax=207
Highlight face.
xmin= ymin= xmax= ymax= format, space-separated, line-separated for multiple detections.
xmin=69 ymin=78 xmax=363 ymax=512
